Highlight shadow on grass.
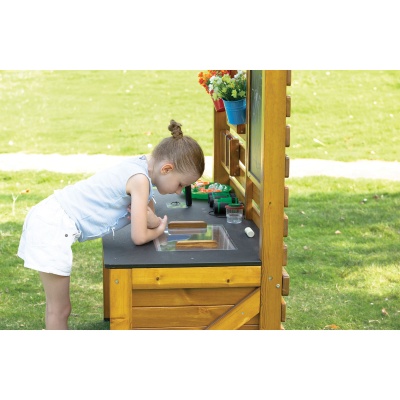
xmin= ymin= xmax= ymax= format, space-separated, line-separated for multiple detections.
xmin=73 ymin=320 xmax=111 ymax=330
xmin=284 ymin=179 xmax=400 ymax=329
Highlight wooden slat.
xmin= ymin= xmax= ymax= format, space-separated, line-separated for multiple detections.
xmin=238 ymin=137 xmax=246 ymax=149
xmin=205 ymin=288 xmax=261 ymax=330
xmin=133 ymin=326 xmax=208 ymax=330
xmin=220 ymin=130 xmax=227 ymax=165
xmin=251 ymin=199 xmax=261 ymax=230
xmin=229 ymin=127 xmax=247 ymax=143
xmin=228 ymin=122 xmax=246 ymax=134
xmin=238 ymin=315 xmax=259 ymax=325
xmin=252 ymin=183 xmax=261 ymax=206
xmin=239 ymin=141 xmax=246 ymax=160
xmin=251 ymin=201 xmax=260 ymax=217
xmin=132 ymin=287 xmax=257 ymax=307
xmin=131 ymin=317 xmax=260 ymax=330
xmin=283 ymin=213 xmax=288 ymax=237
xmin=248 ymin=173 xmax=262 ymax=190
xmin=259 ymin=70 xmax=287 ymax=329
xmin=286 ymin=95 xmax=291 ymax=117
xmin=252 ymin=209 xmax=261 ymax=230
xmin=229 ymin=176 xmax=245 ymax=197
xmin=284 ymin=185 xmax=289 ymax=207
xmin=239 ymin=160 xmax=246 ymax=174
xmin=282 ymin=243 xmax=288 ymax=266
xmin=131 ymin=266 xmax=261 ymax=289
xmin=285 ymin=154 xmax=290 ymax=178
xmin=282 ymin=267 xmax=290 ymax=296
xmin=223 ymin=166 xmax=246 ymax=198
xmin=221 ymin=160 xmax=230 ymax=176
xmin=229 ymin=137 xmax=240 ymax=176
xmin=109 ymin=269 xmax=132 ymax=330
xmin=176 ymin=240 xmax=217 ymax=249
xmin=239 ymin=325 xmax=259 ymax=330
xmin=132 ymin=305 xmax=232 ymax=328
xmin=286 ymin=125 xmax=291 ymax=147
xmin=281 ymin=297 xmax=286 ymax=322
xmin=213 ymin=112 xmax=230 ymax=185
xmin=244 ymin=169 xmax=253 ymax=221
xmin=168 ymin=221 xmax=206 ymax=229
xmin=132 ymin=305 xmax=260 ymax=329
xmin=286 ymin=70 xmax=292 ymax=86
xmin=221 ymin=131 xmax=241 ymax=177
xmin=232 ymin=172 xmax=246 ymax=192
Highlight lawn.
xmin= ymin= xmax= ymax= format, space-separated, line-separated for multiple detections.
xmin=2 ymin=70 xmax=400 ymax=161
xmin=0 ymin=70 xmax=399 ymax=330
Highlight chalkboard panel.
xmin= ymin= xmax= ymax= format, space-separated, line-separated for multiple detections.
xmin=249 ymin=70 xmax=263 ymax=182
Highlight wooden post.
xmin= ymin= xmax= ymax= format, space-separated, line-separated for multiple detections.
xmin=109 ymin=269 xmax=132 ymax=329
xmin=213 ymin=109 xmax=230 ymax=184
xmin=259 ymin=71 xmax=287 ymax=329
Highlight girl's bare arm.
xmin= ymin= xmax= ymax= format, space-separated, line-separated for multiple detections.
xmin=126 ymin=174 xmax=167 ymax=245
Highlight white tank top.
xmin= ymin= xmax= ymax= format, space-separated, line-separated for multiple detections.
xmin=54 ymin=155 xmax=154 ymax=242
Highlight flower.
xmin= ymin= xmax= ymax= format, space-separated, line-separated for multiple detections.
xmin=209 ymin=70 xmax=247 ymax=101
xmin=198 ymin=70 xmax=231 ymax=94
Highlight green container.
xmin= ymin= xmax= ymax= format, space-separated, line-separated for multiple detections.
xmin=183 ymin=182 xmax=232 ymax=200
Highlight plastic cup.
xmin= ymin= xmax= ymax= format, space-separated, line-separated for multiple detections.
xmin=225 ymin=204 xmax=244 ymax=224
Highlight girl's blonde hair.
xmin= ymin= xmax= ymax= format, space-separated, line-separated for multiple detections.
xmin=152 ymin=120 xmax=205 ymax=177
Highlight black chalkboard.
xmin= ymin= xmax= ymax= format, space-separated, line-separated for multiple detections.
xmin=249 ymin=70 xmax=263 ymax=182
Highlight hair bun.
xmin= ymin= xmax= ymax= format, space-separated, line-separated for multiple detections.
xmin=168 ymin=120 xmax=183 ymax=139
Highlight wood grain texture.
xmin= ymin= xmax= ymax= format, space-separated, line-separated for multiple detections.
xmin=131 ymin=287 xmax=257 ymax=307
xmin=109 ymin=269 xmax=132 ymax=329
xmin=176 ymin=240 xmax=217 ymax=249
xmin=131 ymin=266 xmax=261 ymax=289
xmin=168 ymin=221 xmax=207 ymax=229
xmin=259 ymin=70 xmax=287 ymax=329
xmin=131 ymin=307 xmax=259 ymax=329
xmin=205 ymin=288 xmax=261 ymax=330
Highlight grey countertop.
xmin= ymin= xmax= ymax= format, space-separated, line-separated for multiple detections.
xmin=102 ymin=191 xmax=260 ymax=269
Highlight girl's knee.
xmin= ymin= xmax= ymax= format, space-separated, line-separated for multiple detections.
xmin=47 ymin=300 xmax=71 ymax=319
xmin=45 ymin=301 xmax=71 ymax=329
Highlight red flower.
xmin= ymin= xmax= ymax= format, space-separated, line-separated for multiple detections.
xmin=198 ymin=70 xmax=231 ymax=94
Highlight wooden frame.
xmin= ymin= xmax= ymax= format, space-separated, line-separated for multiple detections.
xmin=212 ymin=70 xmax=291 ymax=329
xmin=103 ymin=70 xmax=291 ymax=329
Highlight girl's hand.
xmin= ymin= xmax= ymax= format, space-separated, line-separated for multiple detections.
xmin=146 ymin=206 xmax=162 ymax=229
xmin=127 ymin=205 xmax=160 ymax=228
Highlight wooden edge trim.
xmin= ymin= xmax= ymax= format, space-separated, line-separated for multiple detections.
xmin=168 ymin=221 xmax=207 ymax=229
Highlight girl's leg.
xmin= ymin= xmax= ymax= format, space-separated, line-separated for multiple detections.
xmin=39 ymin=271 xmax=71 ymax=330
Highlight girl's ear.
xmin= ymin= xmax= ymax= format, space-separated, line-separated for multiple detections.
xmin=161 ymin=163 xmax=174 ymax=175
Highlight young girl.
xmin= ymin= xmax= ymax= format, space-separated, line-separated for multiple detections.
xmin=17 ymin=120 xmax=205 ymax=329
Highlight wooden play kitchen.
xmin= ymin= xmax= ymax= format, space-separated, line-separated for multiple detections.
xmin=102 ymin=70 xmax=291 ymax=329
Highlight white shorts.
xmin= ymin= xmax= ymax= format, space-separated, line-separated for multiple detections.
xmin=18 ymin=194 xmax=81 ymax=276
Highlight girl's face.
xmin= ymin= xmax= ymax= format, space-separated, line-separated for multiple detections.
xmin=153 ymin=163 xmax=199 ymax=195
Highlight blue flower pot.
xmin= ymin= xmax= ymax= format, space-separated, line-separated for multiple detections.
xmin=223 ymin=98 xmax=246 ymax=125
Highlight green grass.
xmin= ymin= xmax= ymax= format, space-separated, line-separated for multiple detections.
xmin=288 ymin=70 xmax=400 ymax=161
xmin=1 ymin=70 xmax=400 ymax=161
xmin=284 ymin=176 xmax=400 ymax=329
xmin=0 ymin=171 xmax=108 ymax=330
xmin=0 ymin=70 xmax=214 ymax=157
xmin=1 ymin=70 xmax=400 ymax=330
xmin=1 ymin=171 xmax=399 ymax=330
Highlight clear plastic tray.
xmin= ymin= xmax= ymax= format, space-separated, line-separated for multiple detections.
xmin=153 ymin=224 xmax=237 ymax=252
